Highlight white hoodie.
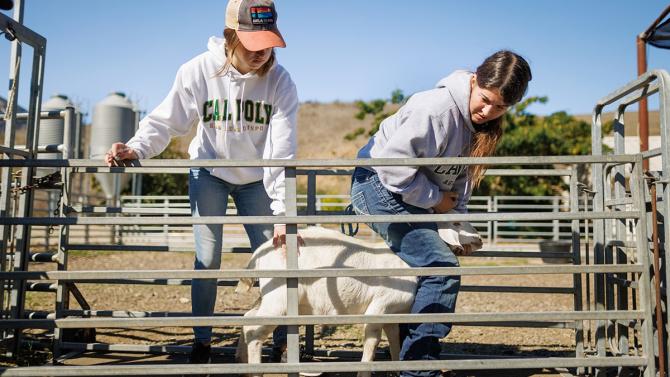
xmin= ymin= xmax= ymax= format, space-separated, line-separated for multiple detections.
xmin=126 ymin=36 xmax=298 ymax=216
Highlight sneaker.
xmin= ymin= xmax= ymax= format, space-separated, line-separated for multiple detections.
xmin=189 ymin=342 xmax=212 ymax=364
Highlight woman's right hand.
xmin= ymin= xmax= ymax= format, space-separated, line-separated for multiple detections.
xmin=105 ymin=142 xmax=139 ymax=167
xmin=432 ymin=191 xmax=458 ymax=214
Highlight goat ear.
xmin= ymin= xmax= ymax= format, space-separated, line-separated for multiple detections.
xmin=235 ymin=277 xmax=255 ymax=293
xmin=438 ymin=228 xmax=459 ymax=245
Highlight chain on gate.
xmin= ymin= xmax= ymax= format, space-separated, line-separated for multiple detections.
xmin=11 ymin=171 xmax=64 ymax=234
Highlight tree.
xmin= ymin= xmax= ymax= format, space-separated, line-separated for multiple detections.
xmin=347 ymin=93 xmax=611 ymax=197
xmin=133 ymin=140 xmax=189 ymax=196
xmin=344 ymin=89 xmax=404 ymax=140
xmin=475 ymin=96 xmax=612 ymax=196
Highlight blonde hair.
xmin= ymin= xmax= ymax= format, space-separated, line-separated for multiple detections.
xmin=218 ymin=28 xmax=276 ymax=77
xmin=468 ymin=50 xmax=532 ymax=188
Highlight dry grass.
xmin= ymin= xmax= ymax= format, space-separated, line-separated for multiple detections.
xmin=172 ymin=101 xmax=394 ymax=195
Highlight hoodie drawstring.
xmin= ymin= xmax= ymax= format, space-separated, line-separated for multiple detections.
xmin=224 ymin=73 xmax=231 ymax=151
xmin=240 ymin=80 xmax=247 ymax=130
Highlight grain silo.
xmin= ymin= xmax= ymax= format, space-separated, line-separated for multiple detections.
xmin=89 ymin=92 xmax=137 ymax=199
xmin=37 ymin=94 xmax=75 ymax=177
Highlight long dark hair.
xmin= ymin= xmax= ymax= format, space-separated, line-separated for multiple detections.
xmin=469 ymin=50 xmax=532 ymax=187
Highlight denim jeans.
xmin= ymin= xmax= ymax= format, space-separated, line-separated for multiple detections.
xmin=189 ymin=168 xmax=285 ymax=345
xmin=350 ymin=168 xmax=460 ymax=377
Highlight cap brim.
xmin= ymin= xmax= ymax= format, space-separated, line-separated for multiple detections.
xmin=236 ymin=29 xmax=286 ymax=51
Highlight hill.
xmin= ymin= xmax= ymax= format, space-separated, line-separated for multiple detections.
xmin=170 ymin=102 xmax=382 ymax=194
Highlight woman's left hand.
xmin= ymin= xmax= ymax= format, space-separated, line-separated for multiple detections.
xmin=273 ymin=225 xmax=305 ymax=256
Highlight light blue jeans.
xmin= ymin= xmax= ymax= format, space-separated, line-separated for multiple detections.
xmin=350 ymin=168 xmax=460 ymax=377
xmin=189 ymin=168 xmax=285 ymax=345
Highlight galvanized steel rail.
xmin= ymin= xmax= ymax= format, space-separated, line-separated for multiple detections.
xmin=0 ymin=153 xmax=657 ymax=377
xmin=0 ymin=9 xmax=664 ymax=373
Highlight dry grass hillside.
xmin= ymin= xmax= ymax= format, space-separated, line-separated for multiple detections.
xmin=2 ymin=103 xmax=660 ymax=195
xmin=296 ymin=102 xmax=371 ymax=159
xmin=295 ymin=102 xmax=381 ymax=194
xmin=171 ymin=102 xmax=393 ymax=194
xmin=172 ymin=102 xmax=379 ymax=159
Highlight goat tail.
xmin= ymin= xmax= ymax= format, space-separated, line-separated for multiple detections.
xmin=235 ymin=250 xmax=261 ymax=294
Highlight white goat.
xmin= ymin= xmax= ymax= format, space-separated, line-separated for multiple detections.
xmin=236 ymin=222 xmax=482 ymax=377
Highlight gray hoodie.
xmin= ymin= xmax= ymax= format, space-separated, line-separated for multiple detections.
xmin=357 ymin=70 xmax=474 ymax=213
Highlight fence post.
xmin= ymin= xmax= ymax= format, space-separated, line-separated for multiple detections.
xmin=45 ymin=192 xmax=51 ymax=250
xmin=136 ymin=197 xmax=141 ymax=237
xmin=631 ymin=157 xmax=658 ymax=377
xmin=163 ymin=198 xmax=169 ymax=246
xmin=487 ymin=196 xmax=493 ymax=246
xmin=304 ymin=170 xmax=316 ymax=349
xmin=492 ymin=196 xmax=498 ymax=245
xmin=553 ymin=197 xmax=560 ymax=241
xmin=284 ymin=166 xmax=300 ymax=374
xmin=569 ymin=167 xmax=585 ymax=375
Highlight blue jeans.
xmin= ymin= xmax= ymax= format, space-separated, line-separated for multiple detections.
xmin=189 ymin=168 xmax=285 ymax=345
xmin=350 ymin=168 xmax=460 ymax=377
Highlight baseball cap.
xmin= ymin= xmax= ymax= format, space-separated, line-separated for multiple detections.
xmin=225 ymin=0 xmax=286 ymax=51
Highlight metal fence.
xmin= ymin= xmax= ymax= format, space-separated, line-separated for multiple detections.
xmin=27 ymin=193 xmax=589 ymax=251
xmin=0 ymin=2 xmax=666 ymax=375
xmin=0 ymin=155 xmax=657 ymax=377
xmin=591 ymin=69 xmax=670 ymax=377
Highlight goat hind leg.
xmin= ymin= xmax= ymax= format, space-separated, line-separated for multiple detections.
xmin=236 ymin=308 xmax=259 ymax=363
xmin=358 ymin=323 xmax=383 ymax=377
xmin=382 ymin=324 xmax=400 ymax=361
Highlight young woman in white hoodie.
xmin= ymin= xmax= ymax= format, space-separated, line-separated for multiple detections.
xmin=105 ymin=0 xmax=296 ymax=364
xmin=351 ymin=50 xmax=532 ymax=377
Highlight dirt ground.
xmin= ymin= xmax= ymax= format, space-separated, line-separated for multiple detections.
xmin=8 ymin=246 xmax=588 ymax=376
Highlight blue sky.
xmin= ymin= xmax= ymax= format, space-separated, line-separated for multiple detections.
xmin=1 ymin=0 xmax=669 ymax=120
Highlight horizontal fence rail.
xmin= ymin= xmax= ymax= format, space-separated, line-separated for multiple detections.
xmin=0 ymin=154 xmax=641 ymax=169
xmin=0 ymin=153 xmax=654 ymax=377
xmin=0 ymin=211 xmax=642 ymax=225
xmin=0 ymin=357 xmax=650 ymax=377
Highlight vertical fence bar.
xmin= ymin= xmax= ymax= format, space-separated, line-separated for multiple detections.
xmin=53 ymin=108 xmax=73 ymax=360
xmin=163 ymin=198 xmax=169 ymax=246
xmin=582 ymin=188 xmax=593 ymax=353
xmin=9 ymin=30 xmax=46 ymax=358
xmin=569 ymin=168 xmax=585 ymax=374
xmin=631 ymin=156 xmax=657 ymax=377
xmin=553 ymin=197 xmax=560 ymax=241
xmin=613 ymin=106 xmax=631 ymax=374
xmin=486 ymin=196 xmax=493 ymax=246
xmin=651 ymin=181 xmax=667 ymax=377
xmin=284 ymin=167 xmax=300 ymax=374
xmin=306 ymin=171 xmax=316 ymax=217
xmin=304 ymin=171 xmax=316 ymax=353
xmin=654 ymin=71 xmax=670 ymax=372
xmin=591 ymin=105 xmax=608 ymax=375
xmin=492 ymin=196 xmax=498 ymax=245
xmin=0 ymin=2 xmax=24 ymax=346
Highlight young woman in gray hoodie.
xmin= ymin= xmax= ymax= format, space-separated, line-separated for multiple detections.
xmin=351 ymin=50 xmax=532 ymax=377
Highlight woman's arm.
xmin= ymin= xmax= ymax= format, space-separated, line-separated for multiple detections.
xmin=262 ymin=72 xmax=299 ymax=217
xmin=373 ymin=106 xmax=449 ymax=209
xmin=125 ymin=65 xmax=199 ymax=160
